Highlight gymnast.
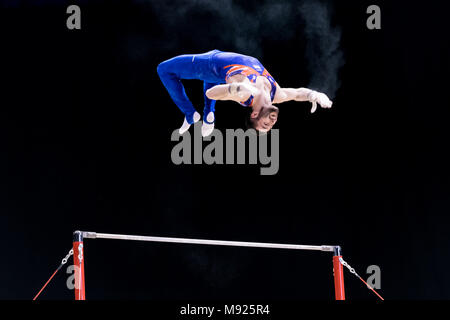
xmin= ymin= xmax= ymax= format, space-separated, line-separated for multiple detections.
xmin=157 ymin=49 xmax=333 ymax=137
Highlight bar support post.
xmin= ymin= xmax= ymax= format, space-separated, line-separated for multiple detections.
xmin=332 ymin=246 xmax=345 ymax=300
xmin=73 ymin=230 xmax=86 ymax=300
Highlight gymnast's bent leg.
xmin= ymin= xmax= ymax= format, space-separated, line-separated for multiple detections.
xmin=202 ymin=81 xmax=218 ymax=137
xmin=157 ymin=54 xmax=201 ymax=134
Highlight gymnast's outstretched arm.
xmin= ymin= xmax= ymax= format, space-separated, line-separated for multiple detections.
xmin=273 ymin=86 xmax=333 ymax=113
xmin=205 ymin=82 xmax=261 ymax=103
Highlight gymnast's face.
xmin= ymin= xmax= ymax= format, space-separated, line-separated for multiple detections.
xmin=251 ymin=105 xmax=279 ymax=133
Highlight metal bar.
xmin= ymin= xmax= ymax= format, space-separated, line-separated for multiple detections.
xmin=81 ymin=231 xmax=336 ymax=252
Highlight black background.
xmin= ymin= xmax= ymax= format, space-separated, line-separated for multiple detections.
xmin=1 ymin=0 xmax=449 ymax=300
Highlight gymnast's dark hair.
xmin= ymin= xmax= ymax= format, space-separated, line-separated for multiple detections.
xmin=243 ymin=108 xmax=261 ymax=136
xmin=244 ymin=109 xmax=256 ymax=130
xmin=244 ymin=106 xmax=277 ymax=136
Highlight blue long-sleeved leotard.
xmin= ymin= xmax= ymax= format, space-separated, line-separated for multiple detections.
xmin=157 ymin=49 xmax=277 ymax=124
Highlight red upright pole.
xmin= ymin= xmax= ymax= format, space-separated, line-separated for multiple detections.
xmin=73 ymin=231 xmax=86 ymax=300
xmin=333 ymin=246 xmax=345 ymax=300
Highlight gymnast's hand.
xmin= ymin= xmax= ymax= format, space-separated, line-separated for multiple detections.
xmin=308 ymin=91 xmax=333 ymax=113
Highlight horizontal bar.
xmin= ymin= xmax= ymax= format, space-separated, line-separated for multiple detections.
xmin=80 ymin=231 xmax=336 ymax=252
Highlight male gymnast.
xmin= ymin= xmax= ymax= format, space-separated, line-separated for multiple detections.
xmin=157 ymin=49 xmax=333 ymax=137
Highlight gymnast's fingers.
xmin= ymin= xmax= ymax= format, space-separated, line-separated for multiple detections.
xmin=311 ymin=101 xmax=317 ymax=113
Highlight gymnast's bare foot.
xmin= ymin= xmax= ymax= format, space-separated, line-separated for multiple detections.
xmin=201 ymin=112 xmax=215 ymax=137
xmin=179 ymin=112 xmax=201 ymax=135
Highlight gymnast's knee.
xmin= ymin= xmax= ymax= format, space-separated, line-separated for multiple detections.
xmin=156 ymin=61 xmax=168 ymax=78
